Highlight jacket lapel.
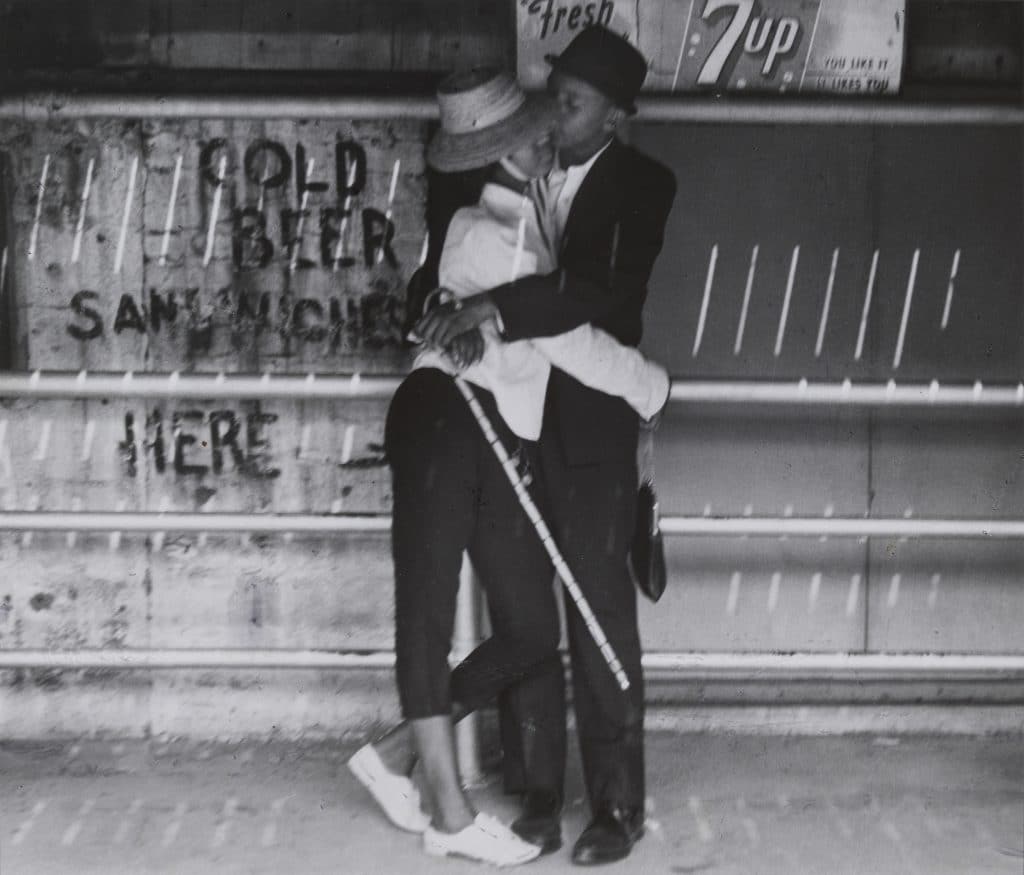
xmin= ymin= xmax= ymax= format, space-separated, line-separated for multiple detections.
xmin=560 ymin=138 xmax=625 ymax=259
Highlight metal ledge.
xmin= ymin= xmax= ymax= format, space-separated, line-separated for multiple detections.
xmin=0 ymin=93 xmax=1021 ymax=125
xmin=0 ymin=512 xmax=390 ymax=533
xmin=2 ymin=371 xmax=1022 ymax=407
xmin=1 ymin=649 xmax=1022 ymax=677
xmin=1 ymin=511 xmax=1022 ymax=538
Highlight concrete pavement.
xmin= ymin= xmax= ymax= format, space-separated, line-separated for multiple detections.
xmin=2 ymin=731 xmax=1021 ymax=874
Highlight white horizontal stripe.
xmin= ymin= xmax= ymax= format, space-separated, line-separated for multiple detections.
xmin=3 ymin=372 xmax=1022 ymax=407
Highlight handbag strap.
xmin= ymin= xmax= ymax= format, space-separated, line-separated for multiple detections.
xmin=637 ymin=420 xmax=656 ymax=486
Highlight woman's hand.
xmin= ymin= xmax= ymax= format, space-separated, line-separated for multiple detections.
xmin=415 ymin=293 xmax=499 ymax=350
xmin=445 ymin=329 xmax=485 ymax=370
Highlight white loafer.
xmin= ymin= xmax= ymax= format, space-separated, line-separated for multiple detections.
xmin=348 ymin=744 xmax=431 ymax=833
xmin=424 ymin=812 xmax=542 ymax=867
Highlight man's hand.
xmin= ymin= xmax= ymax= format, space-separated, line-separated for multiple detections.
xmin=415 ymin=292 xmax=499 ymax=350
xmin=445 ymin=328 xmax=485 ymax=370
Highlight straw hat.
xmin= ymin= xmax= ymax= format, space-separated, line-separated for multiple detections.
xmin=427 ymin=68 xmax=557 ymax=173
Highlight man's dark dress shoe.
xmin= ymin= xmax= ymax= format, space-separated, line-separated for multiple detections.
xmin=571 ymin=805 xmax=644 ymax=866
xmin=511 ymin=790 xmax=562 ymax=854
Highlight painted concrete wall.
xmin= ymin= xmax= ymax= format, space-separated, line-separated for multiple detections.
xmin=0 ymin=114 xmax=1021 ymax=738
xmin=634 ymin=121 xmax=1023 ymax=659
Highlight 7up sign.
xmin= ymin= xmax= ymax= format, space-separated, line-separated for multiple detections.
xmin=516 ymin=0 xmax=904 ymax=95
xmin=677 ymin=0 xmax=905 ymax=93
xmin=694 ymin=1 xmax=803 ymax=85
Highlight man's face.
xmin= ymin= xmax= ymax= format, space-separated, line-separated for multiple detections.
xmin=547 ymin=71 xmax=617 ymax=152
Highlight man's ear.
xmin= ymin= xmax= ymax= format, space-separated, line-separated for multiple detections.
xmin=604 ymin=106 xmax=626 ymax=132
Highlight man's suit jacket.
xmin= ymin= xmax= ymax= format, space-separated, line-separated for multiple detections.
xmin=410 ymin=139 xmax=677 ymax=466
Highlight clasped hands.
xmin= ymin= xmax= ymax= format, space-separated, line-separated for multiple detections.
xmin=413 ymin=290 xmax=499 ymax=370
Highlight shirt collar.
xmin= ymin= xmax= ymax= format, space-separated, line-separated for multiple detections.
xmin=558 ymin=138 xmax=613 ymax=180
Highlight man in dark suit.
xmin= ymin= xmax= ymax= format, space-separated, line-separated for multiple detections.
xmin=414 ymin=27 xmax=676 ymax=866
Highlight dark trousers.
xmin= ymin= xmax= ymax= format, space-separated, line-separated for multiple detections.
xmin=386 ymin=368 xmax=561 ymax=719
xmin=498 ymin=419 xmax=645 ymax=813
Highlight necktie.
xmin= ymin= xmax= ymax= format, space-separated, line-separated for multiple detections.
xmin=531 ymin=166 xmax=568 ymax=257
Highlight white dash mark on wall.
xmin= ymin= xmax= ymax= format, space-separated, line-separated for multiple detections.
xmin=22 ymin=493 xmax=40 ymax=547
xmin=12 ymin=799 xmax=49 ymax=846
xmin=35 ymin=419 xmax=52 ymax=461
xmin=198 ymin=495 xmax=214 ymax=550
xmin=846 ymin=574 xmax=861 ymax=616
xmin=767 ymin=572 xmax=781 ymax=614
xmin=71 ymin=158 xmax=96 ymax=264
xmin=110 ymin=497 xmax=127 ymax=551
xmin=940 ymin=248 xmax=960 ymax=330
xmin=161 ymin=801 xmax=187 ymax=847
xmin=203 ymin=154 xmax=228 ymax=267
xmin=332 ymin=153 xmax=359 ymax=270
xmin=153 ymin=495 xmax=170 ymax=551
xmin=887 ymin=574 xmax=901 ymax=608
xmin=892 ymin=248 xmax=919 ymax=369
xmin=0 ymin=420 xmax=11 ymax=479
xmin=262 ymin=795 xmax=291 ymax=847
xmin=881 ymin=820 xmax=902 ymax=842
xmin=928 ymin=573 xmax=940 ymax=609
xmin=341 ymin=425 xmax=356 ymax=464
xmin=733 ymin=245 xmax=759 ymax=355
xmin=290 ymin=158 xmax=315 ymax=272
xmin=80 ymin=420 xmax=96 ymax=462
xmin=376 ymin=158 xmax=401 ymax=264
xmin=67 ymin=496 xmax=83 ymax=548
xmin=687 ymin=795 xmax=714 ymax=843
xmin=113 ymin=798 xmax=143 ymax=845
xmin=692 ymin=245 xmax=718 ymax=357
xmin=815 ymin=247 xmax=839 ymax=357
xmin=211 ymin=797 xmax=238 ymax=848
xmin=159 ymin=154 xmax=184 ymax=267
xmin=855 ymin=250 xmax=879 ymax=361
xmin=113 ymin=155 xmax=139 ymax=274
xmin=28 ymin=154 xmax=51 ymax=261
xmin=61 ymin=798 xmax=95 ymax=846
xmin=808 ymin=572 xmax=821 ymax=612
xmin=826 ymin=797 xmax=854 ymax=839
xmin=726 ymin=571 xmax=741 ymax=615
xmin=774 ymin=246 xmax=800 ymax=357
xmin=255 ymin=147 xmax=269 ymax=213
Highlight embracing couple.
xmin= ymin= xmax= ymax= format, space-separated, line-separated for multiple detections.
xmin=349 ymin=27 xmax=677 ymax=867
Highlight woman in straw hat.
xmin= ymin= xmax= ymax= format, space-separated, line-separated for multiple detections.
xmin=348 ymin=68 xmax=668 ymax=866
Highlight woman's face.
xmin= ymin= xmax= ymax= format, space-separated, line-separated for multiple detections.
xmin=507 ymin=130 xmax=555 ymax=178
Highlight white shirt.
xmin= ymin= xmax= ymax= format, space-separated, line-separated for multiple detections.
xmin=414 ymin=183 xmax=556 ymax=439
xmin=413 ymin=177 xmax=670 ymax=440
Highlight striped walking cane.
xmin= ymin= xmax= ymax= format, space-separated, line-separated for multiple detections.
xmin=453 ymin=376 xmax=631 ymax=692
xmin=438 ymin=195 xmax=631 ymax=691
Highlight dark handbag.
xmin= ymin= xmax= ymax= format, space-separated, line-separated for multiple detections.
xmin=629 ymin=480 xmax=667 ymax=602
xmin=628 ymin=426 xmax=667 ymax=602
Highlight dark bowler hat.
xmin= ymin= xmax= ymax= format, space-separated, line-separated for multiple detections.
xmin=545 ymin=26 xmax=647 ymax=115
